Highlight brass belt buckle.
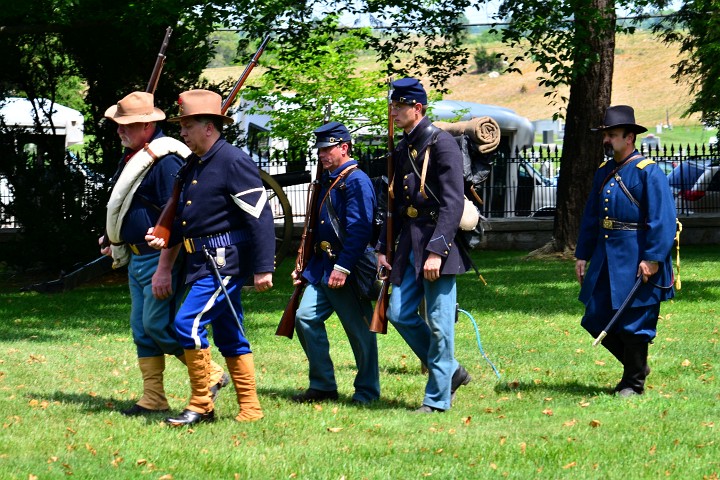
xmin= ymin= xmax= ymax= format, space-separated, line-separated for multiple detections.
xmin=129 ymin=243 xmax=140 ymax=255
xmin=602 ymin=219 xmax=613 ymax=229
xmin=183 ymin=237 xmax=195 ymax=253
xmin=406 ymin=206 xmax=418 ymax=218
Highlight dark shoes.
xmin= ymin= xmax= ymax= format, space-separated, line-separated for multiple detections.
xmin=210 ymin=372 xmax=231 ymax=402
xmin=414 ymin=405 xmax=445 ymax=414
xmin=617 ymin=387 xmax=642 ymax=397
xmin=451 ymin=365 xmax=472 ymax=403
xmin=291 ymin=388 xmax=339 ymax=403
xmin=120 ymin=404 xmax=169 ymax=416
xmin=165 ymin=409 xmax=215 ymax=426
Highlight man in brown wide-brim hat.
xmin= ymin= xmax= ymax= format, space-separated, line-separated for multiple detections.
xmin=146 ymin=89 xmax=275 ymax=426
xmin=100 ymin=91 xmax=229 ymax=417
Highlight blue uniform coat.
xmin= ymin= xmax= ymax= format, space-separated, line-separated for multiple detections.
xmin=575 ymin=151 xmax=676 ymax=333
xmin=377 ymin=116 xmax=470 ymax=284
xmin=177 ymin=138 xmax=275 ymax=284
xmin=303 ymin=160 xmax=376 ymax=285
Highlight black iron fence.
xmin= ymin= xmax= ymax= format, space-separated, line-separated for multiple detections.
xmin=2 ymin=143 xmax=719 ymax=231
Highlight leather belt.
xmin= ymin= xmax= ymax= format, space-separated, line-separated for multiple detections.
xmin=401 ymin=205 xmax=438 ymax=219
xmin=600 ymin=219 xmax=648 ymax=230
xmin=128 ymin=242 xmax=157 ymax=256
xmin=183 ymin=229 xmax=251 ymax=253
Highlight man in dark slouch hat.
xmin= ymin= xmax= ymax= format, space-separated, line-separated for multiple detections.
xmin=376 ymin=78 xmax=472 ymax=413
xmin=576 ymin=105 xmax=676 ymax=396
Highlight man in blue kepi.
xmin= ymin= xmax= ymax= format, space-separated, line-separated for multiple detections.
xmin=376 ymin=78 xmax=472 ymax=413
xmin=291 ymin=121 xmax=380 ymax=404
xmin=576 ymin=105 xmax=676 ymax=397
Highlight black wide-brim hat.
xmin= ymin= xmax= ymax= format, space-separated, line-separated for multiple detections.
xmin=592 ymin=105 xmax=647 ymax=134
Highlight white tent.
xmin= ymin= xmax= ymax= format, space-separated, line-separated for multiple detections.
xmin=0 ymin=97 xmax=84 ymax=147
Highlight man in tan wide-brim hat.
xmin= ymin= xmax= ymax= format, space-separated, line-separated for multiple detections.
xmin=146 ymin=88 xmax=275 ymax=426
xmin=99 ymin=90 xmax=230 ymax=417
xmin=104 ymin=91 xmax=166 ymax=124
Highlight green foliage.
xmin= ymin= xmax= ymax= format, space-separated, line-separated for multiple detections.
xmin=207 ymin=29 xmax=241 ymax=68
xmin=243 ymin=21 xmax=386 ymax=160
xmin=0 ymin=247 xmax=718 ymax=478
xmin=473 ymin=46 xmax=503 ymax=74
xmin=654 ymin=0 xmax=720 ymax=128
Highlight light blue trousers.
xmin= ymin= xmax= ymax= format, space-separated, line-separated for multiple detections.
xmin=295 ymin=282 xmax=380 ymax=403
xmin=388 ymin=253 xmax=458 ymax=411
xmin=128 ymin=251 xmax=184 ymax=358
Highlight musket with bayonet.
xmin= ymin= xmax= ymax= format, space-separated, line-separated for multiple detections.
xmin=369 ymin=79 xmax=395 ymax=334
xmin=275 ymin=101 xmax=333 ymax=339
xmin=151 ymin=34 xmax=271 ymax=246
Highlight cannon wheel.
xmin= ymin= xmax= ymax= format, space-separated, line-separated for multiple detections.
xmin=259 ymin=169 xmax=293 ymax=267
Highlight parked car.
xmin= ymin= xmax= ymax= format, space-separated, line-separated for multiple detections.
xmin=667 ymin=157 xmax=720 ymax=214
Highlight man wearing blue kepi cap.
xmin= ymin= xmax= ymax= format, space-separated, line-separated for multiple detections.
xmin=376 ymin=78 xmax=472 ymax=413
xmin=576 ymin=105 xmax=676 ymax=397
xmin=290 ymin=121 xmax=380 ymax=404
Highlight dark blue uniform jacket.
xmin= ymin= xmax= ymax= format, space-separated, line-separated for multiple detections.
xmin=377 ymin=116 xmax=470 ymax=284
xmin=120 ymin=128 xmax=182 ymax=245
xmin=575 ymin=151 xmax=676 ymax=312
xmin=303 ymin=160 xmax=376 ymax=285
xmin=177 ymin=138 xmax=275 ymax=284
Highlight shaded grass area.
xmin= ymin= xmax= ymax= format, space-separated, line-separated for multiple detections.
xmin=0 ymin=246 xmax=718 ymax=479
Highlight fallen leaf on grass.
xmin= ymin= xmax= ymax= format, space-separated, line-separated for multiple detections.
xmin=594 ymin=360 xmax=605 ymax=366
xmin=462 ymin=416 xmax=471 ymax=425
xmin=563 ymin=419 xmax=577 ymax=427
xmin=681 ymin=359 xmax=691 ymax=367
xmin=649 ymin=445 xmax=657 ymax=455
xmin=519 ymin=442 xmax=527 ymax=454
xmin=327 ymin=427 xmax=343 ymax=433
xmin=562 ymin=462 xmax=576 ymax=469
xmin=589 ymin=420 xmax=601 ymax=428
xmin=579 ymin=402 xmax=590 ymax=408
xmin=542 ymin=409 xmax=553 ymax=416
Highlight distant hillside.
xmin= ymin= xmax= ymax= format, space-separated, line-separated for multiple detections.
xmin=445 ymin=30 xmax=698 ymax=130
xmin=204 ymin=30 xmax=700 ymax=131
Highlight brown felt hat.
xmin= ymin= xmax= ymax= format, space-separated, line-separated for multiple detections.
xmin=104 ymin=92 xmax=166 ymax=125
xmin=167 ymin=89 xmax=234 ymax=124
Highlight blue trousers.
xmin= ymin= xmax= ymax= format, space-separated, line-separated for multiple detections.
xmin=128 ymin=251 xmax=184 ymax=358
xmin=388 ymin=252 xmax=458 ymax=411
xmin=174 ymin=274 xmax=251 ymax=357
xmin=295 ymin=282 xmax=380 ymax=403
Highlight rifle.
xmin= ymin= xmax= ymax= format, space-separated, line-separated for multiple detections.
xmin=100 ymin=26 xmax=174 ymax=250
xmin=275 ymin=102 xmax=333 ymax=338
xmin=151 ymin=34 xmax=271 ymax=245
xmin=369 ymin=80 xmax=395 ymax=334
xmin=146 ymin=26 xmax=173 ymax=94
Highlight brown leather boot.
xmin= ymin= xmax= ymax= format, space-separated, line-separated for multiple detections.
xmin=122 ymin=356 xmax=168 ymax=415
xmin=166 ymin=349 xmax=214 ymax=426
xmin=226 ymin=354 xmax=264 ymax=422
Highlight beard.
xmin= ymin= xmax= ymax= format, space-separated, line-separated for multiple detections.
xmin=603 ymin=143 xmax=614 ymax=158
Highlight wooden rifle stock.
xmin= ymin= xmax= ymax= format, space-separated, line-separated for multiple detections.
xmin=151 ymin=34 xmax=271 ymax=246
xmin=370 ymin=80 xmax=395 ymax=334
xmin=146 ymin=27 xmax=173 ymax=94
xmin=275 ymin=102 xmax=332 ymax=338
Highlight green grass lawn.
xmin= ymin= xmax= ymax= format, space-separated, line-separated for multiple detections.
xmin=0 ymin=247 xmax=718 ymax=479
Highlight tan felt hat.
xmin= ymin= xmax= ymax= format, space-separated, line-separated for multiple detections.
xmin=104 ymin=92 xmax=166 ymax=124
xmin=167 ymin=89 xmax=234 ymax=125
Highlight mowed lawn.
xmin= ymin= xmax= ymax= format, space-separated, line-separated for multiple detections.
xmin=0 ymin=246 xmax=717 ymax=479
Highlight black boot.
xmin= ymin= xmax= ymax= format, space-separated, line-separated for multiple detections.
xmin=600 ymin=332 xmax=625 ymax=366
xmin=617 ymin=341 xmax=649 ymax=397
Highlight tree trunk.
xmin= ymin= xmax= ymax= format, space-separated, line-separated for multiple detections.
xmin=532 ymin=0 xmax=617 ymax=258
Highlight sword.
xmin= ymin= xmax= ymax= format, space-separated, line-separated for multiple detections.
xmin=202 ymin=246 xmax=244 ymax=336
xmin=592 ymin=275 xmax=643 ymax=347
